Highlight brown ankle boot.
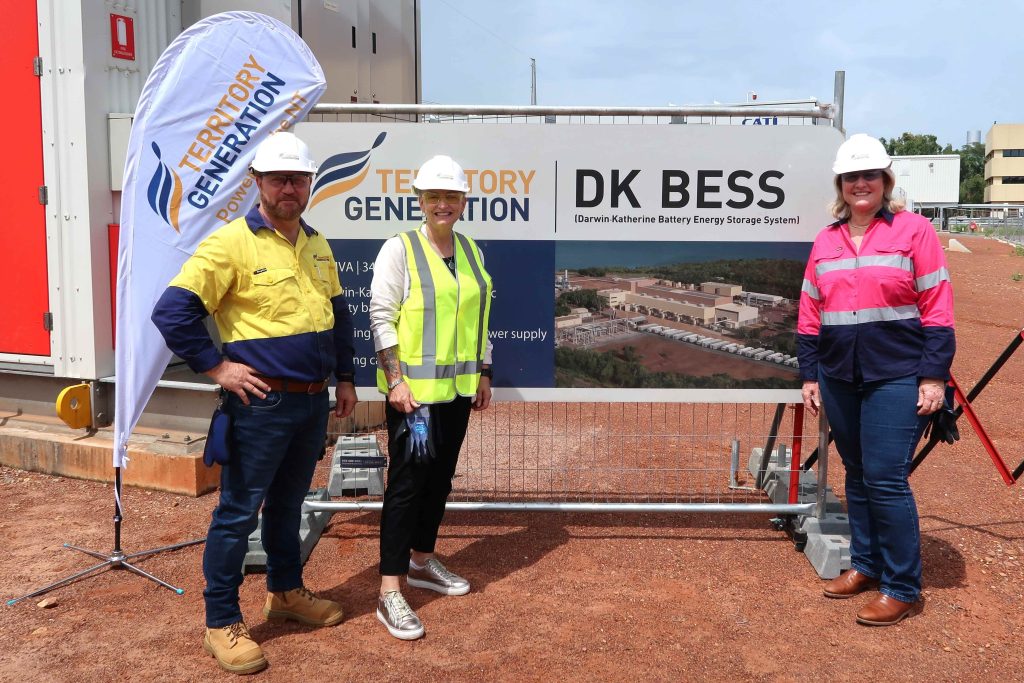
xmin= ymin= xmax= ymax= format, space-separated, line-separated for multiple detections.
xmin=856 ymin=594 xmax=916 ymax=626
xmin=822 ymin=569 xmax=879 ymax=598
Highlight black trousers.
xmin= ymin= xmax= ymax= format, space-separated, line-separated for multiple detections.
xmin=379 ymin=396 xmax=472 ymax=575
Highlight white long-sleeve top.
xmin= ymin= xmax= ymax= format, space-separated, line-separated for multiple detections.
xmin=369 ymin=224 xmax=494 ymax=364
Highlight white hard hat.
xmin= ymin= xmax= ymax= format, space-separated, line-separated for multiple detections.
xmin=250 ymin=132 xmax=318 ymax=173
xmin=832 ymin=134 xmax=895 ymax=184
xmin=412 ymin=155 xmax=470 ymax=192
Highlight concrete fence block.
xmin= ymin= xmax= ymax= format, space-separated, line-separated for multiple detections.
xmin=244 ymin=487 xmax=333 ymax=573
xmin=328 ymin=434 xmax=386 ymax=496
xmin=804 ymin=532 xmax=851 ymax=579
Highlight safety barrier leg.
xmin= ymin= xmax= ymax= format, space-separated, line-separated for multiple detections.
xmin=909 ymin=328 xmax=1024 ymax=482
xmin=950 ymin=379 xmax=1015 ymax=485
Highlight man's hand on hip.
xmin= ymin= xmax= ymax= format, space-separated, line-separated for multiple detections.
xmin=334 ymin=381 xmax=358 ymax=418
xmin=205 ymin=360 xmax=268 ymax=406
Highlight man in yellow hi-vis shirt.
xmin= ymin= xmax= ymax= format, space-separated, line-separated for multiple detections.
xmin=152 ymin=132 xmax=357 ymax=674
xmin=370 ymin=155 xmax=493 ymax=641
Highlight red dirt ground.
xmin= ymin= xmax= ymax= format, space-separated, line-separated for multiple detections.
xmin=2 ymin=235 xmax=1024 ymax=682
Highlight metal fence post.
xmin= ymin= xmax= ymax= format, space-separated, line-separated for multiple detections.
xmin=815 ymin=410 xmax=830 ymax=518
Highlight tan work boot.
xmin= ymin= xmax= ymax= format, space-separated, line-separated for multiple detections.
xmin=203 ymin=621 xmax=267 ymax=675
xmin=263 ymin=586 xmax=344 ymax=626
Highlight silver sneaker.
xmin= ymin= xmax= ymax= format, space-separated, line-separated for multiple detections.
xmin=407 ymin=558 xmax=471 ymax=596
xmin=376 ymin=591 xmax=424 ymax=641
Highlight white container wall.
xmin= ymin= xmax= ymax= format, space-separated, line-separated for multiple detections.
xmin=182 ymin=0 xmax=420 ymax=105
xmin=105 ymin=1 xmax=182 ymax=114
xmin=891 ymin=155 xmax=961 ymax=206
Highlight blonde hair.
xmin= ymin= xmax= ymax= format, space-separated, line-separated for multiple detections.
xmin=829 ymin=174 xmax=903 ymax=220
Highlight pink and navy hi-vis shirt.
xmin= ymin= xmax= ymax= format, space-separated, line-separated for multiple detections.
xmin=796 ymin=209 xmax=955 ymax=383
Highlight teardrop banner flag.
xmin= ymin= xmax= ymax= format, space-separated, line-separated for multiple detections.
xmin=114 ymin=12 xmax=326 ymax=467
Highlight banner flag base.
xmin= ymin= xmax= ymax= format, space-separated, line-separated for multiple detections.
xmin=6 ymin=468 xmax=205 ymax=606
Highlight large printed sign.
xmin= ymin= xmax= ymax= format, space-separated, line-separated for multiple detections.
xmin=114 ymin=12 xmax=325 ymax=467
xmin=298 ymin=123 xmax=844 ymax=403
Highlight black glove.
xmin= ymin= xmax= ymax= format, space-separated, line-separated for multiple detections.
xmin=924 ymin=385 xmax=960 ymax=445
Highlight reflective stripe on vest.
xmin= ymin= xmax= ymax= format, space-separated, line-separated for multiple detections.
xmin=376 ymin=229 xmax=492 ymax=402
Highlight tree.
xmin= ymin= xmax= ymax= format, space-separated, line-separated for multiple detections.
xmin=555 ymin=288 xmax=604 ymax=316
xmin=880 ymin=132 xmax=945 ymax=156
xmin=960 ymin=175 xmax=985 ymax=204
xmin=957 ymin=142 xmax=985 ymax=182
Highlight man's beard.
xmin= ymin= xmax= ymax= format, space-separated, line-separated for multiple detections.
xmin=263 ymin=196 xmax=307 ymax=221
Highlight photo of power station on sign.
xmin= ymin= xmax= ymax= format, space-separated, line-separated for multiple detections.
xmin=553 ymin=241 xmax=809 ymax=389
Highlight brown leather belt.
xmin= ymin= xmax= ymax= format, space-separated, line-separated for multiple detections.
xmin=255 ymin=376 xmax=329 ymax=394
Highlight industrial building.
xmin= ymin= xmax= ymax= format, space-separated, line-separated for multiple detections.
xmin=619 ymin=293 xmax=718 ymax=325
xmin=715 ymin=303 xmax=760 ymax=329
xmin=890 ymin=154 xmax=960 ymax=212
xmin=591 ymin=279 xmax=763 ymax=328
xmin=701 ymin=282 xmax=742 ymax=297
xmin=984 ymin=124 xmax=1024 ymax=204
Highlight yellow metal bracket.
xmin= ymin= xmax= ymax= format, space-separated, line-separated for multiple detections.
xmin=56 ymin=383 xmax=93 ymax=429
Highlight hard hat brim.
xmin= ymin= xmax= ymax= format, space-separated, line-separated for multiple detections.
xmin=832 ymin=162 xmax=896 ymax=186
xmin=250 ymin=161 xmax=318 ymax=174
xmin=411 ymin=180 xmax=470 ymax=193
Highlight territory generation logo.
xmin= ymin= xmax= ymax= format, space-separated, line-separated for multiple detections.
xmin=307 ymin=132 xmax=534 ymax=223
xmin=309 ymin=132 xmax=387 ymax=210
xmin=147 ymin=142 xmax=183 ymax=232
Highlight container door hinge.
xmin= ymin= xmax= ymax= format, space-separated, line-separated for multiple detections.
xmin=39 ymin=186 xmax=48 ymax=205
xmin=43 ymin=312 xmax=54 ymax=331
xmin=33 ymin=57 xmax=43 ymax=76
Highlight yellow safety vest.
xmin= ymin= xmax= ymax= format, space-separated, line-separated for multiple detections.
xmin=376 ymin=229 xmax=492 ymax=403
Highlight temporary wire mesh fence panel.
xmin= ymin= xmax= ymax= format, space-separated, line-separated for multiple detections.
xmin=945 ymin=206 xmax=1024 ymax=245
xmin=307 ymin=103 xmax=834 ymax=513
xmin=324 ymin=402 xmax=819 ymax=508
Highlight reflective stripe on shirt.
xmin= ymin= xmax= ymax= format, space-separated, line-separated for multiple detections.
xmin=821 ymin=304 xmax=920 ymax=326
xmin=915 ymin=267 xmax=950 ymax=292
xmin=814 ymin=253 xmax=914 ymax=279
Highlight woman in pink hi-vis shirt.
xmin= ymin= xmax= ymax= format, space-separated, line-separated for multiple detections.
xmin=797 ymin=134 xmax=955 ymax=627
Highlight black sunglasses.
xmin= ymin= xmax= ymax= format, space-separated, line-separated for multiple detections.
xmin=840 ymin=170 xmax=884 ymax=183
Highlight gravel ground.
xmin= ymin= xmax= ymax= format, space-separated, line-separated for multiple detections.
xmin=1 ymin=234 xmax=1023 ymax=682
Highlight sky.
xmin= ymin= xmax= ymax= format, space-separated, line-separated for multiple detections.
xmin=420 ymin=0 xmax=1024 ymax=148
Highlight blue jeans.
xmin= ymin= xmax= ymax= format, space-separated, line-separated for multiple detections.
xmin=203 ymin=389 xmax=328 ymax=627
xmin=818 ymin=373 xmax=929 ymax=603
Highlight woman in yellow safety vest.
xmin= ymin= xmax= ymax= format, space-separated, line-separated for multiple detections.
xmin=369 ymin=154 xmax=493 ymax=641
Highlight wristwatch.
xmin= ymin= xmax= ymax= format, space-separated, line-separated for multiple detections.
xmin=387 ymin=377 xmax=405 ymax=390
xmin=480 ymin=367 xmax=493 ymax=379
